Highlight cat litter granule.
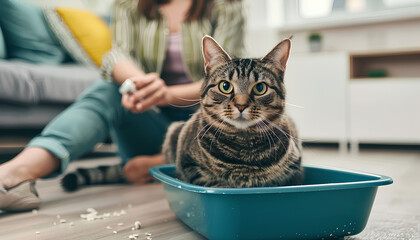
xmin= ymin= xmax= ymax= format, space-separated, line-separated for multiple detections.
xmin=134 ymin=221 xmax=142 ymax=229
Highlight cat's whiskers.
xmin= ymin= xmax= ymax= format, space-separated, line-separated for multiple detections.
xmin=200 ymin=118 xmax=220 ymax=139
xmin=285 ymin=102 xmax=304 ymax=109
xmin=256 ymin=119 xmax=273 ymax=156
xmin=254 ymin=118 xmax=264 ymax=140
xmin=259 ymin=119 xmax=281 ymax=141
xmin=265 ymin=112 xmax=314 ymax=142
xmin=260 ymin=123 xmax=275 ymax=158
xmin=260 ymin=115 xmax=300 ymax=151
xmin=168 ymin=101 xmax=201 ymax=108
xmin=210 ymin=119 xmax=225 ymax=152
xmin=174 ymin=96 xmax=202 ymax=102
xmin=258 ymin=118 xmax=284 ymax=157
xmin=262 ymin=115 xmax=304 ymax=143
xmin=195 ymin=118 xmax=218 ymax=139
xmin=188 ymin=110 xmax=226 ymax=129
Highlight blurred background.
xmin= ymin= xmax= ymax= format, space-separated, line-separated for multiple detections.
xmin=245 ymin=0 xmax=420 ymax=153
xmin=1 ymin=0 xmax=419 ymax=152
xmin=0 ymin=1 xmax=419 ymax=238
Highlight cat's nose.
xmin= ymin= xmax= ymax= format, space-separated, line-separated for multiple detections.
xmin=235 ymin=104 xmax=249 ymax=113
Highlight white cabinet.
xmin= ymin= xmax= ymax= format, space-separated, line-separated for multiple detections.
xmin=284 ymin=52 xmax=349 ymax=148
xmin=349 ymin=51 xmax=420 ymax=147
xmin=285 ymin=50 xmax=420 ymax=150
xmin=349 ymin=79 xmax=420 ymax=144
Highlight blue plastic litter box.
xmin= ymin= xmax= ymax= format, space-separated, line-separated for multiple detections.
xmin=149 ymin=164 xmax=392 ymax=240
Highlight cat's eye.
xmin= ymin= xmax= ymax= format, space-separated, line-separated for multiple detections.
xmin=253 ymin=82 xmax=267 ymax=95
xmin=218 ymin=81 xmax=233 ymax=94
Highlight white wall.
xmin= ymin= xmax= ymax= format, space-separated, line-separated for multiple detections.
xmin=280 ymin=19 xmax=420 ymax=54
xmin=244 ymin=0 xmax=287 ymax=58
xmin=245 ymin=0 xmax=420 ymax=56
xmin=29 ymin=0 xmax=420 ymax=56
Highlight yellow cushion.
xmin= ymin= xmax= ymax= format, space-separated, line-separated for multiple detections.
xmin=44 ymin=7 xmax=111 ymax=67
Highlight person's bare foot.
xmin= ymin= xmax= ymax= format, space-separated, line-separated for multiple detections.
xmin=0 ymin=147 xmax=59 ymax=189
xmin=0 ymin=164 xmax=36 ymax=190
xmin=123 ymin=154 xmax=165 ymax=184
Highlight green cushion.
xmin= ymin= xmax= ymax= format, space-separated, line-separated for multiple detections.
xmin=0 ymin=0 xmax=67 ymax=64
xmin=0 ymin=26 xmax=6 ymax=59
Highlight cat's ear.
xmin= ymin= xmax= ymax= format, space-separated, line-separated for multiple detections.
xmin=261 ymin=38 xmax=291 ymax=73
xmin=202 ymin=35 xmax=231 ymax=73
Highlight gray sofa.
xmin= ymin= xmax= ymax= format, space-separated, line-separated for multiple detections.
xmin=0 ymin=59 xmax=99 ymax=129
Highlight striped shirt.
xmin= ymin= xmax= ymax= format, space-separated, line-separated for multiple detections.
xmin=102 ymin=0 xmax=245 ymax=82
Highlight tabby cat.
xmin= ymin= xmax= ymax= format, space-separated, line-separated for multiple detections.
xmin=162 ymin=36 xmax=302 ymax=188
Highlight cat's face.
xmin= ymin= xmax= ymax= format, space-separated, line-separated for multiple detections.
xmin=200 ymin=36 xmax=291 ymax=129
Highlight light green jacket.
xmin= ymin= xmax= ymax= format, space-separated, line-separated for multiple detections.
xmin=102 ymin=0 xmax=245 ymax=82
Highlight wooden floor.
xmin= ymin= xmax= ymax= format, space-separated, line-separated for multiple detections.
xmin=0 ymin=146 xmax=419 ymax=240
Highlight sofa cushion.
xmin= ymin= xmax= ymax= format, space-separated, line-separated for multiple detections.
xmin=0 ymin=103 xmax=68 ymax=128
xmin=0 ymin=60 xmax=99 ymax=105
xmin=43 ymin=7 xmax=112 ymax=67
xmin=0 ymin=26 xmax=6 ymax=59
xmin=0 ymin=0 xmax=68 ymax=64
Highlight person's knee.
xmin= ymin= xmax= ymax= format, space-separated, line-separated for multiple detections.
xmin=77 ymin=80 xmax=122 ymax=111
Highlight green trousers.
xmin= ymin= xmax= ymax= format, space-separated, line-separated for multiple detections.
xmin=27 ymin=80 xmax=193 ymax=176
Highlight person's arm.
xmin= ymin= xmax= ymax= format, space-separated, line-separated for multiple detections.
xmin=163 ymin=81 xmax=203 ymax=106
xmin=112 ymin=60 xmax=145 ymax=85
xmin=101 ymin=0 xmax=163 ymax=113
xmin=127 ymin=79 xmax=203 ymax=112
xmin=101 ymin=0 xmax=144 ymax=84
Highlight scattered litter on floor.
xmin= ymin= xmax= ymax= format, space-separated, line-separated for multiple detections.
xmin=30 ymin=205 xmax=152 ymax=237
xmin=129 ymin=234 xmax=139 ymax=239
xmin=134 ymin=221 xmax=141 ymax=230
xmin=80 ymin=208 xmax=113 ymax=221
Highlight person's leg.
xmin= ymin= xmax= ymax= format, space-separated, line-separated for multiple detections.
xmin=120 ymin=106 xmax=196 ymax=183
xmin=61 ymin=106 xmax=196 ymax=189
xmin=0 ymin=80 xmax=123 ymax=189
xmin=61 ymin=107 xmax=173 ymax=191
xmin=0 ymin=148 xmax=59 ymax=190
xmin=112 ymin=108 xmax=171 ymax=184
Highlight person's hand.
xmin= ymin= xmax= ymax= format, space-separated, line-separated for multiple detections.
xmin=123 ymin=154 xmax=165 ymax=184
xmin=121 ymin=73 xmax=168 ymax=113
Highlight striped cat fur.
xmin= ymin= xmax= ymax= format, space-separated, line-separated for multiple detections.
xmin=162 ymin=36 xmax=302 ymax=188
